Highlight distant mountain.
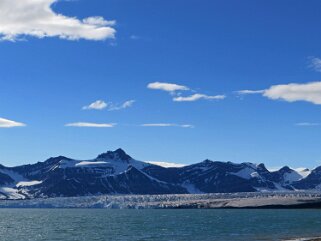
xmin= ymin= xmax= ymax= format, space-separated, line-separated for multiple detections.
xmin=0 ymin=148 xmax=317 ymax=199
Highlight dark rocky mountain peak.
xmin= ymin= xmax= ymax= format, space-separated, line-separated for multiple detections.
xmin=202 ymin=159 xmax=213 ymax=165
xmin=278 ymin=166 xmax=292 ymax=173
xmin=96 ymin=148 xmax=133 ymax=161
xmin=257 ymin=163 xmax=267 ymax=170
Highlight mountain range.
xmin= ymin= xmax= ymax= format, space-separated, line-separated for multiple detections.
xmin=0 ymin=148 xmax=318 ymax=199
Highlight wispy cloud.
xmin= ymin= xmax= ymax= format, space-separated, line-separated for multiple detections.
xmin=236 ymin=90 xmax=265 ymax=95
xmin=0 ymin=0 xmax=116 ymax=41
xmin=0 ymin=117 xmax=26 ymax=128
xmin=129 ymin=35 xmax=150 ymax=41
xmin=83 ymin=100 xmax=135 ymax=111
xmin=83 ymin=100 xmax=108 ymax=110
xmin=108 ymin=100 xmax=136 ymax=111
xmin=147 ymin=82 xmax=225 ymax=102
xmin=65 ymin=122 xmax=116 ymax=128
xmin=130 ymin=35 xmax=140 ymax=40
xmin=309 ymin=57 xmax=321 ymax=72
xmin=237 ymin=81 xmax=321 ymax=105
xmin=295 ymin=122 xmax=320 ymax=127
xmin=141 ymin=123 xmax=194 ymax=128
xmin=147 ymin=82 xmax=189 ymax=93
xmin=173 ymin=94 xmax=226 ymax=102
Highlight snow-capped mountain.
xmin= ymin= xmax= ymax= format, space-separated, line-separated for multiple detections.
xmin=0 ymin=148 xmax=318 ymax=199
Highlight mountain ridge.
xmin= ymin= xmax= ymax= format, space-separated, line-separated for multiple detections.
xmin=0 ymin=149 xmax=318 ymax=200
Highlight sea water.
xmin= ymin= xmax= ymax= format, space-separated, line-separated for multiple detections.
xmin=0 ymin=209 xmax=320 ymax=241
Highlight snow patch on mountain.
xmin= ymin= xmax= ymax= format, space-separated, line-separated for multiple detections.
xmin=230 ymin=167 xmax=258 ymax=180
xmin=16 ymin=180 xmax=42 ymax=187
xmin=283 ymin=171 xmax=304 ymax=183
xmin=75 ymin=161 xmax=109 ymax=167
xmin=147 ymin=161 xmax=186 ymax=168
xmin=294 ymin=168 xmax=311 ymax=178
xmin=0 ymin=187 xmax=26 ymax=200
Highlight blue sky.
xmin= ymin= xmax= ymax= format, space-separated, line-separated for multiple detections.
xmin=1 ymin=0 xmax=321 ymax=168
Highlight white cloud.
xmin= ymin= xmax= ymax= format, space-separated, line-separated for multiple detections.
xmin=108 ymin=100 xmax=135 ymax=111
xmin=180 ymin=124 xmax=194 ymax=128
xmin=263 ymin=82 xmax=321 ymax=104
xmin=65 ymin=122 xmax=116 ymax=128
xmin=173 ymin=93 xmax=226 ymax=102
xmin=147 ymin=82 xmax=189 ymax=92
xmin=82 ymin=17 xmax=116 ymax=27
xmin=148 ymin=82 xmax=225 ymax=103
xmin=309 ymin=57 xmax=321 ymax=72
xmin=0 ymin=117 xmax=26 ymax=128
xmin=142 ymin=123 xmax=173 ymax=127
xmin=146 ymin=161 xmax=186 ymax=168
xmin=0 ymin=0 xmax=116 ymax=41
xmin=238 ymin=81 xmax=321 ymax=105
xmin=83 ymin=100 xmax=135 ymax=111
xmin=122 ymin=100 xmax=135 ymax=108
xmin=295 ymin=122 xmax=320 ymax=126
xmin=141 ymin=123 xmax=194 ymax=128
xmin=83 ymin=100 xmax=107 ymax=110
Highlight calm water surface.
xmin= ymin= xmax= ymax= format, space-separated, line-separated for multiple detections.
xmin=0 ymin=209 xmax=320 ymax=241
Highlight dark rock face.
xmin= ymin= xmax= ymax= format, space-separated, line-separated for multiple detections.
xmin=0 ymin=172 xmax=14 ymax=185
xmin=0 ymin=149 xmax=318 ymax=199
xmin=12 ymin=156 xmax=70 ymax=180
xmin=26 ymin=165 xmax=186 ymax=198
